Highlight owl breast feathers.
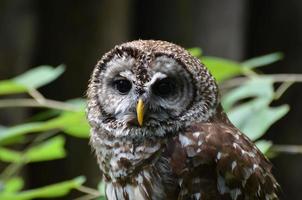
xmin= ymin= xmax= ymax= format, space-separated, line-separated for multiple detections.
xmin=87 ymin=40 xmax=279 ymax=200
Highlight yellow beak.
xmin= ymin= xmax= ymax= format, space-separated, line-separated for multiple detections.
xmin=136 ymin=99 xmax=144 ymax=126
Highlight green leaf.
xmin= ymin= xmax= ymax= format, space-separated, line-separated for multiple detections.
xmin=0 ymin=137 xmax=25 ymax=146
xmin=99 ymin=197 xmax=106 ymax=200
xmin=0 ymin=124 xmax=51 ymax=145
xmin=202 ymin=56 xmax=243 ymax=81
xmin=187 ymin=47 xmax=203 ymax=58
xmin=222 ymin=77 xmax=274 ymax=111
xmin=0 ymin=81 xmax=27 ymax=95
xmin=242 ymin=52 xmax=283 ymax=69
xmin=0 ymin=148 xmax=22 ymax=162
xmin=0 ymin=176 xmax=85 ymax=200
xmin=0 ymin=122 xmax=51 ymax=145
xmin=98 ymin=181 xmax=106 ymax=197
xmin=1 ymin=177 xmax=24 ymax=193
xmin=28 ymin=110 xmax=61 ymax=122
xmin=24 ymin=136 xmax=66 ymax=162
xmin=40 ymin=109 xmax=89 ymax=138
xmin=255 ymin=140 xmax=273 ymax=154
xmin=223 ymin=76 xmax=289 ymax=141
xmin=60 ymin=111 xmax=90 ymax=138
xmin=0 ymin=136 xmax=66 ymax=163
xmin=0 ymin=125 xmax=25 ymax=145
xmin=13 ymin=65 xmax=65 ymax=89
xmin=228 ymin=100 xmax=289 ymax=141
xmin=98 ymin=195 xmax=106 ymax=200
xmin=0 ymin=65 xmax=65 ymax=95
xmin=0 ymin=109 xmax=89 ymax=144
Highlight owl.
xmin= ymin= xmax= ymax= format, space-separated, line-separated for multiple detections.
xmin=87 ymin=40 xmax=279 ymax=200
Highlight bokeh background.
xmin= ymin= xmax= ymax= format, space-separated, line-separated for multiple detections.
xmin=0 ymin=0 xmax=302 ymax=199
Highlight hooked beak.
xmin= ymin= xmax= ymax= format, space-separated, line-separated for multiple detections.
xmin=136 ymin=98 xmax=145 ymax=126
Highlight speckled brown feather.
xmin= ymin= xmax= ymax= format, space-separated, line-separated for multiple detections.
xmin=163 ymin=106 xmax=279 ymax=199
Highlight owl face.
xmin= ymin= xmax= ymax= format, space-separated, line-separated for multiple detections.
xmin=87 ymin=40 xmax=218 ymax=139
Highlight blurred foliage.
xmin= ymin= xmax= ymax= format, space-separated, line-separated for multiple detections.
xmin=0 ymin=49 xmax=300 ymax=199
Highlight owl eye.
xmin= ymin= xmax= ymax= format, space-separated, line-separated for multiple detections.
xmin=153 ymin=78 xmax=175 ymax=97
xmin=113 ymin=79 xmax=132 ymax=94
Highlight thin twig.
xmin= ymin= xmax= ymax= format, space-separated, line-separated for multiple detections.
xmin=274 ymin=81 xmax=294 ymax=100
xmin=242 ymin=67 xmax=258 ymax=77
xmin=221 ymin=74 xmax=302 ymax=90
xmin=0 ymin=162 xmax=24 ymax=181
xmin=28 ymin=88 xmax=47 ymax=104
xmin=76 ymin=185 xmax=100 ymax=197
xmin=0 ymin=98 xmax=79 ymax=111
xmin=272 ymin=145 xmax=302 ymax=154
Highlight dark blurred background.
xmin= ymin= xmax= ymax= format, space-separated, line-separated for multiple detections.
xmin=0 ymin=0 xmax=301 ymax=199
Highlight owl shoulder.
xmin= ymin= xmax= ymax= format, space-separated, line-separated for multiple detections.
xmin=163 ymin=122 xmax=279 ymax=199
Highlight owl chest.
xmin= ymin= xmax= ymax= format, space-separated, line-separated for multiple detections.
xmin=96 ymin=142 xmax=178 ymax=200
xmin=105 ymin=164 xmax=178 ymax=200
xmin=95 ymin=139 xmax=162 ymax=179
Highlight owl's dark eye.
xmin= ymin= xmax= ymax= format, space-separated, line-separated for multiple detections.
xmin=153 ymin=78 xmax=175 ymax=97
xmin=113 ymin=79 xmax=132 ymax=94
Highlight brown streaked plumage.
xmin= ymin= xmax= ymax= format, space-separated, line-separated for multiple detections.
xmin=87 ymin=40 xmax=279 ymax=200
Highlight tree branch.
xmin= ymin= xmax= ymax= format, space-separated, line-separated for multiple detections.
xmin=0 ymin=98 xmax=79 ymax=111
xmin=221 ymin=74 xmax=302 ymax=90
xmin=272 ymin=145 xmax=302 ymax=154
xmin=76 ymin=185 xmax=100 ymax=197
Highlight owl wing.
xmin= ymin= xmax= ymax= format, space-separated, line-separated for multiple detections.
xmin=164 ymin=121 xmax=279 ymax=200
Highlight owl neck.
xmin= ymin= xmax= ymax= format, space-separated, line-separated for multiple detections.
xmin=91 ymin=128 xmax=164 ymax=182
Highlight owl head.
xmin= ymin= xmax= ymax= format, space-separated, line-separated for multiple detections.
xmin=87 ymin=40 xmax=218 ymax=139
